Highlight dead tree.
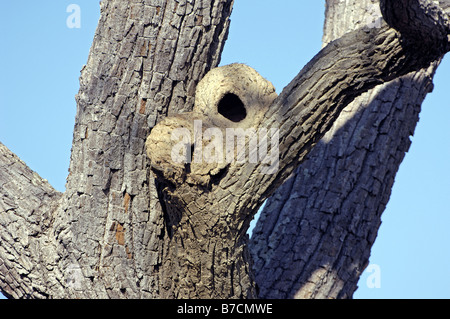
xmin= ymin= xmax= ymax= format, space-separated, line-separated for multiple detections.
xmin=250 ymin=0 xmax=450 ymax=299
xmin=0 ymin=0 xmax=449 ymax=298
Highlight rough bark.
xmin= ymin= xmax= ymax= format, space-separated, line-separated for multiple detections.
xmin=1 ymin=0 xmax=450 ymax=299
xmin=146 ymin=64 xmax=277 ymax=298
xmin=0 ymin=142 xmax=62 ymax=298
xmin=147 ymin=0 xmax=450 ymax=298
xmin=250 ymin=0 xmax=447 ymax=299
xmin=1 ymin=0 xmax=234 ymax=299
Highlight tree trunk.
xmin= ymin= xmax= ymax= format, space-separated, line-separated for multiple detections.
xmin=1 ymin=0 xmax=449 ymax=299
xmin=250 ymin=0 xmax=445 ymax=299
xmin=1 ymin=0 xmax=234 ymax=299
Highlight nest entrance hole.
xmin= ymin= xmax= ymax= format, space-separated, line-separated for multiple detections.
xmin=218 ymin=93 xmax=247 ymax=122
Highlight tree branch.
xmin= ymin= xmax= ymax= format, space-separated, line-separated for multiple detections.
xmin=151 ymin=0 xmax=450 ymax=206
xmin=251 ymin=0 xmax=450 ymax=299
xmin=380 ymin=0 xmax=450 ymax=50
xmin=0 ymin=142 xmax=63 ymax=298
xmin=147 ymin=0 xmax=450 ymax=298
xmin=2 ymin=0 xmax=450 ymax=299
xmin=237 ymin=19 xmax=448 ymax=215
xmin=1 ymin=0 xmax=236 ymax=299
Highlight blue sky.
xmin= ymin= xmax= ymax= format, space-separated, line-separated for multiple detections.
xmin=1 ymin=1 xmax=449 ymax=299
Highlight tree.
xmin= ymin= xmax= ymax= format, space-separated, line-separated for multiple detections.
xmin=0 ymin=0 xmax=449 ymax=299
xmin=250 ymin=0 xmax=450 ymax=299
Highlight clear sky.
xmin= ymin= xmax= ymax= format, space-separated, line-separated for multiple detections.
xmin=1 ymin=1 xmax=449 ymax=299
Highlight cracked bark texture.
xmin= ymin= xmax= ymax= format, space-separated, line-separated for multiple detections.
xmin=1 ymin=0 xmax=234 ymax=299
xmin=61 ymin=0 xmax=234 ymax=299
xmin=147 ymin=0 xmax=450 ymax=299
xmin=1 ymin=0 xmax=450 ymax=299
xmin=250 ymin=0 xmax=447 ymax=299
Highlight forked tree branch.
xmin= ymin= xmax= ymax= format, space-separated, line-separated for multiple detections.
xmin=251 ymin=0 xmax=446 ymax=298
xmin=1 ymin=0 xmax=450 ymax=299
xmin=0 ymin=142 xmax=63 ymax=298
xmin=149 ymin=0 xmax=450 ymax=216
xmin=146 ymin=0 xmax=450 ymax=298
xmin=381 ymin=0 xmax=450 ymax=49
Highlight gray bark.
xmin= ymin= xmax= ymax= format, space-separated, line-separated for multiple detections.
xmin=250 ymin=0 xmax=447 ymax=299
xmin=147 ymin=0 xmax=450 ymax=298
xmin=1 ymin=0 xmax=234 ymax=299
xmin=0 ymin=143 xmax=62 ymax=298
xmin=60 ymin=0 xmax=234 ymax=299
xmin=1 ymin=0 xmax=449 ymax=299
